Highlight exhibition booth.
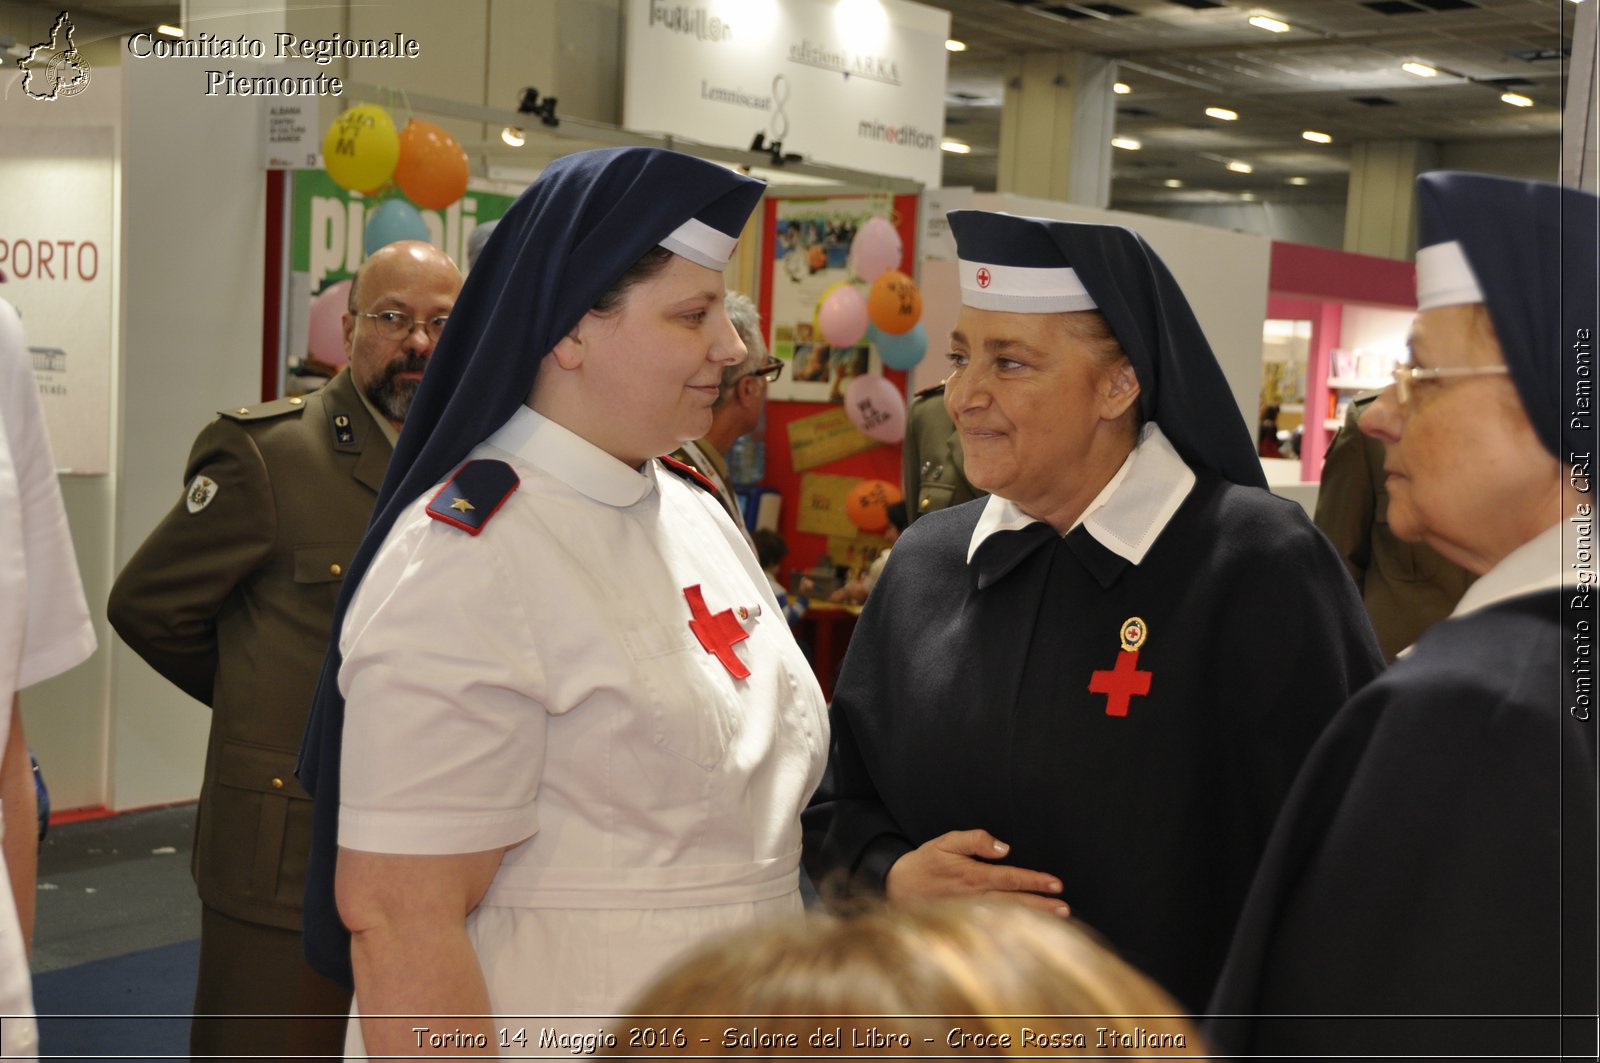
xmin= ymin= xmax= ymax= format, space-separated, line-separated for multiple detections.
xmin=1 ymin=0 xmax=1419 ymax=816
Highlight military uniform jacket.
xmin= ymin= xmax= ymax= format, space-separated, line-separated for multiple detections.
xmin=109 ymin=369 xmax=391 ymax=930
xmin=805 ymin=427 xmax=1384 ymax=1011
xmin=901 ymin=385 xmax=982 ymax=524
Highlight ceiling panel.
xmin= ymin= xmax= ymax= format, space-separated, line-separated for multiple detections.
xmin=931 ymin=0 xmax=1575 ymax=203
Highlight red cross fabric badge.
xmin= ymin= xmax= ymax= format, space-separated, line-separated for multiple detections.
xmin=1088 ymin=616 xmax=1152 ymax=718
xmin=684 ymin=584 xmax=751 ymax=680
xmin=976 ymin=267 xmax=992 ymax=289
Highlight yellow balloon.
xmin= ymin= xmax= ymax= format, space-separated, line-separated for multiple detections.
xmin=812 ymin=281 xmax=853 ymax=335
xmin=322 ymin=105 xmax=400 ymax=193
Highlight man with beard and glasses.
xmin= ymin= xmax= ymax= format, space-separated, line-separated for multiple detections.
xmin=108 ymin=240 xmax=461 ymax=1062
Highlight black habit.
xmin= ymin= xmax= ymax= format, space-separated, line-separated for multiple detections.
xmin=1208 ymin=588 xmax=1597 ymax=1059
xmin=804 ymin=468 xmax=1384 ymax=1013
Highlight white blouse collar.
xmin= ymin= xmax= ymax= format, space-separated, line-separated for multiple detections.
xmin=481 ymin=406 xmax=655 ymax=508
xmin=967 ymin=423 xmax=1196 ymax=565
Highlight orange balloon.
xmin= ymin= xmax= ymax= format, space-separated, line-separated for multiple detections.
xmin=394 ymin=119 xmax=469 ymax=210
xmin=845 ymin=479 xmax=904 ymax=534
xmin=867 ymin=270 xmax=922 ymax=335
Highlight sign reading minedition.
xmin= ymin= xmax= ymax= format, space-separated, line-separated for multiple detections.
xmin=623 ymin=0 xmax=950 ymax=187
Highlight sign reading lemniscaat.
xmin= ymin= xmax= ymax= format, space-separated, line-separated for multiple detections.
xmin=622 ymin=0 xmax=950 ymax=187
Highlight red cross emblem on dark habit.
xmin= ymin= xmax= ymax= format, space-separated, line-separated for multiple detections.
xmin=1088 ymin=650 xmax=1152 ymax=717
xmin=976 ymin=267 xmax=992 ymax=289
xmin=683 ymin=584 xmax=751 ymax=680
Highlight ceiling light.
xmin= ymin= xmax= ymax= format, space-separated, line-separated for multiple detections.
xmin=1401 ymin=62 xmax=1438 ymax=78
xmin=1302 ymin=130 xmax=1333 ymax=144
xmin=157 ymin=23 xmax=184 ymax=37
xmin=1248 ymin=15 xmax=1290 ymax=32
xmin=1287 ymin=176 xmax=1310 ymax=186
xmin=945 ymin=39 xmax=967 ymax=52
xmin=941 ymin=139 xmax=971 ymax=154
xmin=1114 ymin=82 xmax=1131 ymax=94
xmin=1227 ymin=160 xmax=1253 ymax=174
xmin=500 ymin=126 xmax=526 ymax=147
xmin=1164 ymin=179 xmax=1184 ymax=188
xmin=1111 ymin=136 xmax=1142 ymax=150
xmin=1206 ymin=107 xmax=1239 ymax=121
xmin=1241 ymin=192 xmax=1258 ymax=201
xmin=1501 ymin=92 xmax=1533 ymax=107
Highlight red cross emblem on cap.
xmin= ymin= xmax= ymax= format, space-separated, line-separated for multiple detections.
xmin=976 ymin=267 xmax=992 ymax=289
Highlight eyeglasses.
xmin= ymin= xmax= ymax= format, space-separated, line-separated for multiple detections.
xmin=358 ymin=310 xmax=450 ymax=342
xmin=744 ymin=360 xmax=785 ymax=383
xmin=1390 ymin=363 xmax=1509 ymax=406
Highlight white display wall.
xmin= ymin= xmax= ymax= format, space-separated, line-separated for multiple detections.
xmin=622 ymin=0 xmax=950 ymax=186
xmin=0 ymin=126 xmax=115 ymax=474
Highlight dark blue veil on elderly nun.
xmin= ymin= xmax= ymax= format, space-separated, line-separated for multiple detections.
xmin=802 ymin=209 xmax=1384 ymax=1014
xmin=1209 ymin=172 xmax=1598 ymax=1060
xmin=295 ymin=147 xmax=829 ymax=1047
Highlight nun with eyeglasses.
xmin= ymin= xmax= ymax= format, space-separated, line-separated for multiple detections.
xmin=295 ymin=148 xmax=828 ymax=1056
xmin=802 ymin=210 xmax=1385 ymax=1013
xmin=1208 ymin=173 xmax=1598 ymax=1059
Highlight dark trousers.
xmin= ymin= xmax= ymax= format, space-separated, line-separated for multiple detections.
xmin=190 ymin=904 xmax=351 ymax=1062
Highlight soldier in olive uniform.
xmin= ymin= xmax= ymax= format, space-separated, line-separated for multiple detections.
xmin=108 ymin=241 xmax=462 ymax=1062
xmin=901 ymin=381 xmax=983 ymax=525
xmin=1313 ymin=392 xmax=1474 ymax=660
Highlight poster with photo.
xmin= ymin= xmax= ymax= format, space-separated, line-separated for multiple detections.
xmin=284 ymin=170 xmax=519 ymax=394
xmin=764 ymin=195 xmax=894 ymax=403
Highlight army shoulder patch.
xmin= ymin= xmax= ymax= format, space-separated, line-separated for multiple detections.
xmin=185 ymin=474 xmax=219 ymax=514
xmin=426 ymin=460 xmax=520 ymax=536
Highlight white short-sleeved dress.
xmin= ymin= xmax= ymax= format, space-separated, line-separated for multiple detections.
xmin=0 ymin=298 xmax=96 ymax=1056
xmin=337 ymin=406 xmax=828 ymax=1033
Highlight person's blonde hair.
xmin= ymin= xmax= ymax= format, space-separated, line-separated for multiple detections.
xmin=613 ymin=900 xmax=1203 ymax=1057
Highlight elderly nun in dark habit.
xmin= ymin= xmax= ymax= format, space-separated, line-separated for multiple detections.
xmin=804 ymin=209 xmax=1384 ymax=1013
xmin=1210 ymin=171 xmax=1598 ymax=1060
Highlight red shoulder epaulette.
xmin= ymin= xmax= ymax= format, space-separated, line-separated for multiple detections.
xmin=659 ymin=455 xmax=717 ymax=495
xmin=426 ymin=460 xmax=520 ymax=536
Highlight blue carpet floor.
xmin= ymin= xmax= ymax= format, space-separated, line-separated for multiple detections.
xmin=33 ymin=937 xmax=196 ymax=1060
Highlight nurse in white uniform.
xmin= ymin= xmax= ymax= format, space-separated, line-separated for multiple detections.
xmin=0 ymin=298 xmax=97 ymax=1058
xmin=295 ymin=148 xmax=826 ymax=1058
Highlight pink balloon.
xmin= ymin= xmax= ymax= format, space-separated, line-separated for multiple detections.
xmin=308 ymin=279 xmax=352 ymax=370
xmin=850 ymin=216 xmax=903 ymax=283
xmin=843 ymin=373 xmax=907 ymax=444
xmin=819 ymin=284 xmax=869 ymax=348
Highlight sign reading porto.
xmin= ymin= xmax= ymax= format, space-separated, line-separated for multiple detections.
xmin=623 ymin=0 xmax=950 ymax=186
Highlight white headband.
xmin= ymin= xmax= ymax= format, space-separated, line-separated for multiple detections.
xmin=659 ymin=216 xmax=739 ymax=271
xmin=957 ymin=260 xmax=1099 ymax=313
xmin=1416 ymin=240 xmax=1485 ymax=311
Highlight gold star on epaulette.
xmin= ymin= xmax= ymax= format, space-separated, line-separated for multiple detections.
xmin=450 ymin=497 xmax=475 ymax=513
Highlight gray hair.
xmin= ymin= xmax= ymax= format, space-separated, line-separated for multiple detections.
xmin=715 ymin=291 xmax=768 ymax=408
